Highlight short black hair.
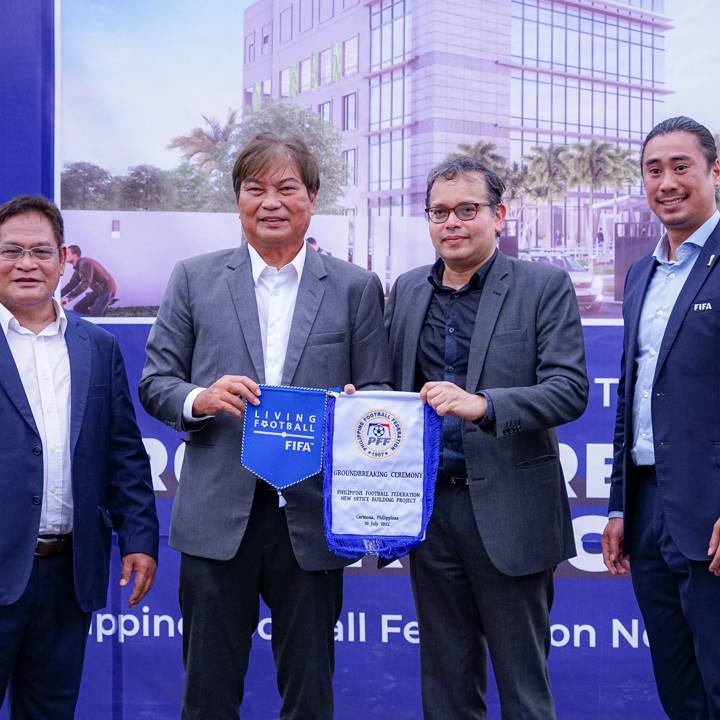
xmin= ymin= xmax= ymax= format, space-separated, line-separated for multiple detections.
xmin=0 ymin=195 xmax=64 ymax=247
xmin=641 ymin=116 xmax=718 ymax=169
xmin=67 ymin=244 xmax=82 ymax=256
xmin=425 ymin=156 xmax=505 ymax=210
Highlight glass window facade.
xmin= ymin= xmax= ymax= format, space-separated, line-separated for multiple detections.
xmin=343 ymin=148 xmax=357 ymax=185
xmin=280 ymin=6 xmax=293 ymax=43
xmin=245 ymin=33 xmax=255 ymax=64
xmin=261 ymin=24 xmax=272 ymax=55
xmin=319 ymin=100 xmax=332 ymax=123
xmin=509 ymin=0 xmax=665 ymax=157
xmin=369 ymin=68 xmax=410 ymax=131
xmin=319 ymin=48 xmax=332 ymax=84
xmin=369 ymin=129 xmax=410 ymax=191
xmin=343 ymin=35 xmax=359 ymax=76
xmin=370 ymin=0 xmax=411 ymax=71
xmin=342 ymin=92 xmax=357 ymax=131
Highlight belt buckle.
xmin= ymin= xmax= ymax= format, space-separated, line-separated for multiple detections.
xmin=34 ymin=535 xmax=67 ymax=557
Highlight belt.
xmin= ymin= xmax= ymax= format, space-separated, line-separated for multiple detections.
xmin=632 ymin=464 xmax=657 ymax=483
xmin=35 ymin=534 xmax=72 ymax=557
xmin=437 ymin=470 xmax=469 ymax=486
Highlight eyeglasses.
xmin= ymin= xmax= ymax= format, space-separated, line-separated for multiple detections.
xmin=0 ymin=245 xmax=58 ymax=263
xmin=425 ymin=202 xmax=493 ymax=224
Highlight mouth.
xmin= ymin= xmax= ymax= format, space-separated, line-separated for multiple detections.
xmin=441 ymin=235 xmax=469 ymax=242
xmin=14 ymin=277 xmax=42 ymax=284
xmin=259 ymin=216 xmax=287 ymax=224
xmin=658 ymin=196 xmax=686 ymax=207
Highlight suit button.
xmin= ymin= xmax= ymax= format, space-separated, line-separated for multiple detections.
xmin=32 ymin=496 xmax=41 ymax=505
xmin=32 ymin=446 xmax=42 ymax=456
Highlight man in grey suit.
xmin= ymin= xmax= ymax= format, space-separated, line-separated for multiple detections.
xmin=385 ymin=156 xmax=588 ymax=719
xmin=140 ymin=134 xmax=391 ymax=720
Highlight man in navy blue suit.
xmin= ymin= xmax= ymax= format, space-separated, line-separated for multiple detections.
xmin=0 ymin=195 xmax=159 ymax=719
xmin=602 ymin=117 xmax=720 ymax=719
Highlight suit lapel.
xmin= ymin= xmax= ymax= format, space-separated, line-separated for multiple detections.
xmin=655 ymin=228 xmax=720 ymax=381
xmin=64 ymin=314 xmax=92 ymax=456
xmin=0 ymin=331 xmax=39 ymax=435
xmin=283 ymin=248 xmax=325 ymax=384
xmin=226 ymin=245 xmax=266 ymax=383
xmin=401 ymin=280 xmax=433 ymax=390
xmin=465 ymin=253 xmax=510 ymax=392
xmin=623 ymin=255 xmax=656 ymax=384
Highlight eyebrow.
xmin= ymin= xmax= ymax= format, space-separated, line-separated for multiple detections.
xmin=243 ymin=176 xmax=301 ymax=185
xmin=643 ymin=153 xmax=693 ymax=167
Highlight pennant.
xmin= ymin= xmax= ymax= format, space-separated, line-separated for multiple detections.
xmin=323 ymin=390 xmax=441 ymax=559
xmin=242 ymin=385 xmax=328 ymax=504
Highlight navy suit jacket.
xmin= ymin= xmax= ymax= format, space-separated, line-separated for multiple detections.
xmin=0 ymin=311 xmax=159 ymax=612
xmin=609 ymin=221 xmax=720 ymax=560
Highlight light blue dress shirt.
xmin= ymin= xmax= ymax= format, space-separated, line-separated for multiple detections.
xmin=631 ymin=210 xmax=720 ymax=466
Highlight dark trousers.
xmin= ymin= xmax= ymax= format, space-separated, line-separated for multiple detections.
xmin=410 ymin=482 xmax=556 ymax=720
xmin=0 ymin=549 xmax=91 ymax=720
xmin=627 ymin=473 xmax=720 ymax=719
xmin=179 ymin=481 xmax=343 ymax=720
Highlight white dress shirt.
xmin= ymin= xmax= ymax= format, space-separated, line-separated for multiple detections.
xmin=0 ymin=300 xmax=73 ymax=534
xmin=183 ymin=242 xmax=307 ymax=420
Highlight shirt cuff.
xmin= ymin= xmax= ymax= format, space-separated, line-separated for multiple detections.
xmin=183 ymin=387 xmax=211 ymax=423
xmin=472 ymin=392 xmax=495 ymax=431
xmin=608 ymin=511 xmax=624 ymax=520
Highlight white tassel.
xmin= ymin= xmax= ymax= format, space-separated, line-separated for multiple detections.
xmin=278 ymin=491 xmax=287 ymax=508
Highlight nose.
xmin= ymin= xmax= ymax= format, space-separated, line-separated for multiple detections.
xmin=261 ymin=190 xmax=282 ymax=209
xmin=443 ymin=211 xmax=462 ymax=229
xmin=15 ymin=250 xmax=39 ymax=269
xmin=658 ymin=171 xmax=678 ymax=194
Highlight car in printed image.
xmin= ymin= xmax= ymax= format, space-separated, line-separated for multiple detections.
xmin=519 ymin=251 xmax=602 ymax=312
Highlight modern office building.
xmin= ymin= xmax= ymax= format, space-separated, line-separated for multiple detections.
xmin=242 ymin=0 xmax=670 ymax=276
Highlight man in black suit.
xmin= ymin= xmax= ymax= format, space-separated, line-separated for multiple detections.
xmin=385 ymin=157 xmax=588 ymax=718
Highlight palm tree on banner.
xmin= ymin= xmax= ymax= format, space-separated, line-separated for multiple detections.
xmin=169 ymin=109 xmax=238 ymax=173
xmin=608 ymin=145 xmax=639 ymax=220
xmin=567 ymin=140 xmax=617 ymax=253
xmin=503 ymin=161 xmax=530 ymax=231
xmin=524 ymin=144 xmax=569 ymax=248
xmin=450 ymin=140 xmax=507 ymax=175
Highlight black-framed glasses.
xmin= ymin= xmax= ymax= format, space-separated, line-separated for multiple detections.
xmin=0 ymin=244 xmax=58 ymax=263
xmin=425 ymin=202 xmax=493 ymax=224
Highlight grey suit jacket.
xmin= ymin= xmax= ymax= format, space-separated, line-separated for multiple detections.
xmin=385 ymin=251 xmax=588 ymax=576
xmin=139 ymin=244 xmax=392 ymax=570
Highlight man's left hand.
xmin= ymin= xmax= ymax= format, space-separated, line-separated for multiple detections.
xmin=420 ymin=381 xmax=487 ymax=421
xmin=708 ymin=518 xmax=720 ymax=575
xmin=119 ymin=553 xmax=157 ymax=607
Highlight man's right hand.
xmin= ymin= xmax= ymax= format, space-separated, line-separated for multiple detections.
xmin=601 ymin=518 xmax=631 ymax=576
xmin=192 ymin=375 xmax=261 ymax=418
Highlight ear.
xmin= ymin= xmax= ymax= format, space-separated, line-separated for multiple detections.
xmin=308 ymin=190 xmax=318 ymax=213
xmin=58 ymin=245 xmax=67 ymax=275
xmin=494 ymin=203 xmax=508 ymax=236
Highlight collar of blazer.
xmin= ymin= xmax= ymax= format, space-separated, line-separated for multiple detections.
xmin=0 ymin=311 xmax=91 ymax=455
xmin=224 ymin=242 xmax=329 ymax=385
xmin=653 ymin=223 xmax=720 ymax=382
xmin=399 ymin=251 xmax=511 ymax=392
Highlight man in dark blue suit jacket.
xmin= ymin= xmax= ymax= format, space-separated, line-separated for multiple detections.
xmin=0 ymin=195 xmax=159 ymax=719
xmin=602 ymin=117 xmax=720 ymax=719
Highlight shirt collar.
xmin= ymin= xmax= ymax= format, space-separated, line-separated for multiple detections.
xmin=428 ymin=249 xmax=497 ymax=292
xmin=652 ymin=210 xmax=720 ymax=263
xmin=247 ymin=242 xmax=307 ymax=285
xmin=0 ymin=299 xmax=67 ymax=338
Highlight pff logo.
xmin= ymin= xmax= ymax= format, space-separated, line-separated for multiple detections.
xmin=355 ymin=409 xmax=403 ymax=459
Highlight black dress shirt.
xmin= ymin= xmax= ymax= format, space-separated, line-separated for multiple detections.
xmin=415 ymin=251 xmax=497 ymax=476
